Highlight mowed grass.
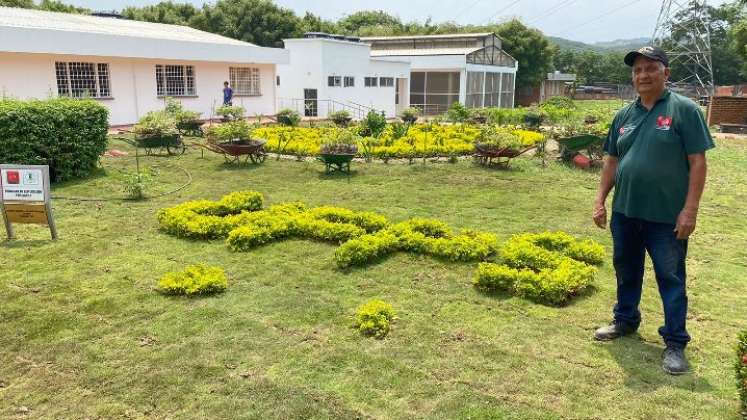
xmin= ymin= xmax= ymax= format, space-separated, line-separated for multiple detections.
xmin=1 ymin=135 xmax=746 ymax=419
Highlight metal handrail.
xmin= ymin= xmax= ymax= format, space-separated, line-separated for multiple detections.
xmin=276 ymin=97 xmax=384 ymax=120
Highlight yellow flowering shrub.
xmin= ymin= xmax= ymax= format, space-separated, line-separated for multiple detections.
xmin=473 ymin=232 xmax=605 ymax=305
xmin=253 ymin=124 xmax=543 ymax=160
xmin=158 ymin=264 xmax=228 ymax=296
xmin=354 ymin=299 xmax=396 ymax=338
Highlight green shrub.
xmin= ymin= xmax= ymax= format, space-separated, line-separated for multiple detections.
xmin=206 ymin=119 xmax=254 ymax=142
xmin=446 ymin=101 xmax=470 ymax=124
xmin=277 ymin=108 xmax=301 ymax=127
xmin=475 ymin=231 xmax=605 ymax=305
xmin=359 ymin=110 xmax=387 ymax=137
xmin=122 ymin=169 xmax=156 ymax=200
xmin=165 ymin=97 xmax=202 ymax=134
xmin=307 ymin=206 xmax=390 ymax=233
xmin=216 ymin=104 xmax=245 ymax=120
xmin=399 ymin=107 xmax=420 ymax=124
xmin=353 ymin=299 xmax=396 ymax=338
xmin=157 ymin=264 xmax=228 ymax=296
xmin=542 ymin=96 xmax=576 ymax=110
xmin=737 ymin=330 xmax=747 ymax=416
xmin=329 ymin=110 xmax=352 ymax=127
xmin=334 ymin=231 xmax=399 ymax=268
xmin=133 ymin=110 xmax=178 ymax=138
xmin=320 ymin=129 xmax=359 ymax=154
xmin=157 ymin=191 xmax=264 ymax=239
xmin=0 ymin=98 xmax=109 ymax=182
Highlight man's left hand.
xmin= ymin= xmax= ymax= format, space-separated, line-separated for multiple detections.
xmin=674 ymin=207 xmax=698 ymax=240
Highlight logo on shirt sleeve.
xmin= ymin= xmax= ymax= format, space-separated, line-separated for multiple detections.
xmin=656 ymin=115 xmax=673 ymax=131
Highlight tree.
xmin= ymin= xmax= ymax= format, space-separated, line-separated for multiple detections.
xmin=121 ymin=1 xmax=198 ymax=25
xmin=298 ymin=11 xmax=338 ymax=35
xmin=336 ymin=10 xmax=402 ymax=35
xmin=189 ymin=0 xmax=302 ymax=47
xmin=0 ymin=0 xmax=34 ymax=7
xmin=492 ymin=19 xmax=555 ymax=89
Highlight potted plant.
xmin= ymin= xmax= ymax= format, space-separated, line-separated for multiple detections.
xmin=276 ymin=108 xmax=301 ymax=127
xmin=399 ymin=106 xmax=420 ymax=124
xmin=474 ymin=126 xmax=523 ymax=157
xmin=468 ymin=108 xmax=489 ymax=124
xmin=329 ymin=110 xmax=352 ymax=127
xmin=131 ymin=111 xmax=184 ymax=155
xmin=318 ymin=129 xmax=359 ymax=173
xmin=216 ymin=104 xmax=246 ymax=122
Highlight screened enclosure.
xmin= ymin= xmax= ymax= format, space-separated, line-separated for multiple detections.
xmin=410 ymin=72 xmax=460 ymax=115
xmin=466 ymin=71 xmax=514 ymax=108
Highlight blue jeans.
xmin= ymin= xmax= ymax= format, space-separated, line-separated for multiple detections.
xmin=610 ymin=212 xmax=691 ymax=348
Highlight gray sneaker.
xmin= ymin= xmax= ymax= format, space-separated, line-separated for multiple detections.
xmin=593 ymin=322 xmax=634 ymax=341
xmin=662 ymin=346 xmax=690 ymax=375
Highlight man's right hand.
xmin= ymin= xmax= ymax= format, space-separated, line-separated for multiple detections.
xmin=593 ymin=202 xmax=607 ymax=229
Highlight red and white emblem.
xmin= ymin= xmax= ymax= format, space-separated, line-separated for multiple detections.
xmin=656 ymin=115 xmax=672 ymax=130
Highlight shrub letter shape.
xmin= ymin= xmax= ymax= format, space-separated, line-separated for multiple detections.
xmin=473 ymin=232 xmax=605 ymax=306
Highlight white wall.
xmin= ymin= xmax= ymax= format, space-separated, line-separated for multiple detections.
xmin=0 ymin=52 xmax=277 ymax=125
xmin=277 ymin=39 xmax=409 ymax=119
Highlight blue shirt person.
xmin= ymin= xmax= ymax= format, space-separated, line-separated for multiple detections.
xmin=223 ymin=81 xmax=233 ymax=106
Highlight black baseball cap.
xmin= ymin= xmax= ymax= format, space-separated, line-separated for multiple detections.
xmin=624 ymin=46 xmax=669 ymax=67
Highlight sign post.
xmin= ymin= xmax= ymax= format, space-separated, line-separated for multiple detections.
xmin=0 ymin=164 xmax=57 ymax=240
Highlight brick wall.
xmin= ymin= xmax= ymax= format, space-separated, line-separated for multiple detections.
xmin=707 ymin=96 xmax=747 ymax=126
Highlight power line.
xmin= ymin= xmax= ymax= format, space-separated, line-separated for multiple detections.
xmin=483 ymin=0 xmax=522 ymax=25
xmin=556 ymin=0 xmax=644 ymax=36
xmin=525 ymin=0 xmax=580 ymax=25
xmin=452 ymin=0 xmax=487 ymax=22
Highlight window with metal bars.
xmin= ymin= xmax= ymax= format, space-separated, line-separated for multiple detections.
xmin=229 ymin=67 xmax=261 ymax=96
xmin=379 ymin=77 xmax=394 ymax=87
xmin=327 ymin=75 xmax=341 ymax=87
xmin=55 ymin=62 xmax=111 ymax=98
xmin=344 ymin=76 xmax=354 ymax=87
xmin=155 ymin=64 xmax=196 ymax=96
xmin=364 ymin=77 xmax=378 ymax=87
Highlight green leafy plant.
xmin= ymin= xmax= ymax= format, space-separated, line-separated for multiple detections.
xmin=476 ymin=126 xmax=522 ymax=151
xmin=0 ymin=98 xmax=109 ymax=182
xmin=541 ymin=96 xmax=576 ymax=110
xmin=399 ymin=106 xmax=420 ymax=124
xmin=446 ymin=101 xmax=470 ymax=124
xmin=320 ymin=129 xmax=359 ymax=155
xmin=737 ymin=330 xmax=747 ymax=416
xmin=468 ymin=107 xmax=490 ymax=124
xmin=523 ymin=107 xmax=546 ymax=129
xmin=353 ymin=299 xmax=396 ymax=338
xmin=206 ymin=119 xmax=254 ymax=143
xmin=216 ymin=104 xmax=245 ymax=121
xmin=389 ymin=122 xmax=410 ymax=141
xmin=276 ymin=108 xmax=301 ymax=127
xmin=329 ymin=110 xmax=352 ymax=127
xmin=132 ymin=110 xmax=178 ymax=138
xmin=165 ymin=97 xmax=202 ymax=135
xmin=157 ymin=264 xmax=228 ymax=296
xmin=122 ymin=169 xmax=156 ymax=200
xmin=473 ymin=231 xmax=604 ymax=306
xmin=359 ymin=110 xmax=387 ymax=137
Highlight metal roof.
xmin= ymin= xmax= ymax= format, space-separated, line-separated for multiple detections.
xmin=0 ymin=6 xmax=289 ymax=64
xmin=370 ymin=47 xmax=483 ymax=57
xmin=361 ymin=33 xmax=495 ymax=42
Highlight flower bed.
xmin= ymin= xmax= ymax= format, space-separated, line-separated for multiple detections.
xmin=252 ymin=125 xmax=543 ymax=160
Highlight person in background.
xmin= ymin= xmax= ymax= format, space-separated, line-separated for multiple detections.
xmin=223 ymin=81 xmax=233 ymax=106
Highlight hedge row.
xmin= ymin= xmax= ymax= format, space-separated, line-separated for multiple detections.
xmin=0 ymin=98 xmax=109 ymax=181
xmin=473 ymin=232 xmax=605 ymax=306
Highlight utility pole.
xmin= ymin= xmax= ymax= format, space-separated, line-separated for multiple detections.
xmin=652 ymin=0 xmax=714 ymax=97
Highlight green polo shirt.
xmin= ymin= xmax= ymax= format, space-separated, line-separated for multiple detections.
xmin=603 ymin=90 xmax=715 ymax=225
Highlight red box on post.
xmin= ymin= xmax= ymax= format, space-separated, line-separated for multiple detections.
xmin=6 ymin=170 xmax=20 ymax=184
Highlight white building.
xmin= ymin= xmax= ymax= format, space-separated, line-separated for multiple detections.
xmin=0 ymin=7 xmax=288 ymax=125
xmin=363 ymin=33 xmax=518 ymax=114
xmin=276 ymin=34 xmax=410 ymax=120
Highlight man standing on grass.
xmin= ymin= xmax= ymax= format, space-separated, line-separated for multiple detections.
xmin=591 ymin=46 xmax=714 ymax=375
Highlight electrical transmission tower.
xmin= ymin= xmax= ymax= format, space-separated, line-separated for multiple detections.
xmin=652 ymin=0 xmax=714 ymax=96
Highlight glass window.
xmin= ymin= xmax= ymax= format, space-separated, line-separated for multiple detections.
xmin=364 ymin=77 xmax=378 ymax=87
xmin=344 ymin=76 xmax=354 ymax=87
xmin=379 ymin=77 xmax=394 ymax=87
xmin=328 ymin=76 xmax=341 ymax=87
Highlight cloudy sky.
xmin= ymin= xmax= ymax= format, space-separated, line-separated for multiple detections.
xmin=63 ymin=0 xmax=733 ymax=43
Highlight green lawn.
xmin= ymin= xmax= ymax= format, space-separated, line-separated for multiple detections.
xmin=1 ymin=136 xmax=746 ymax=419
